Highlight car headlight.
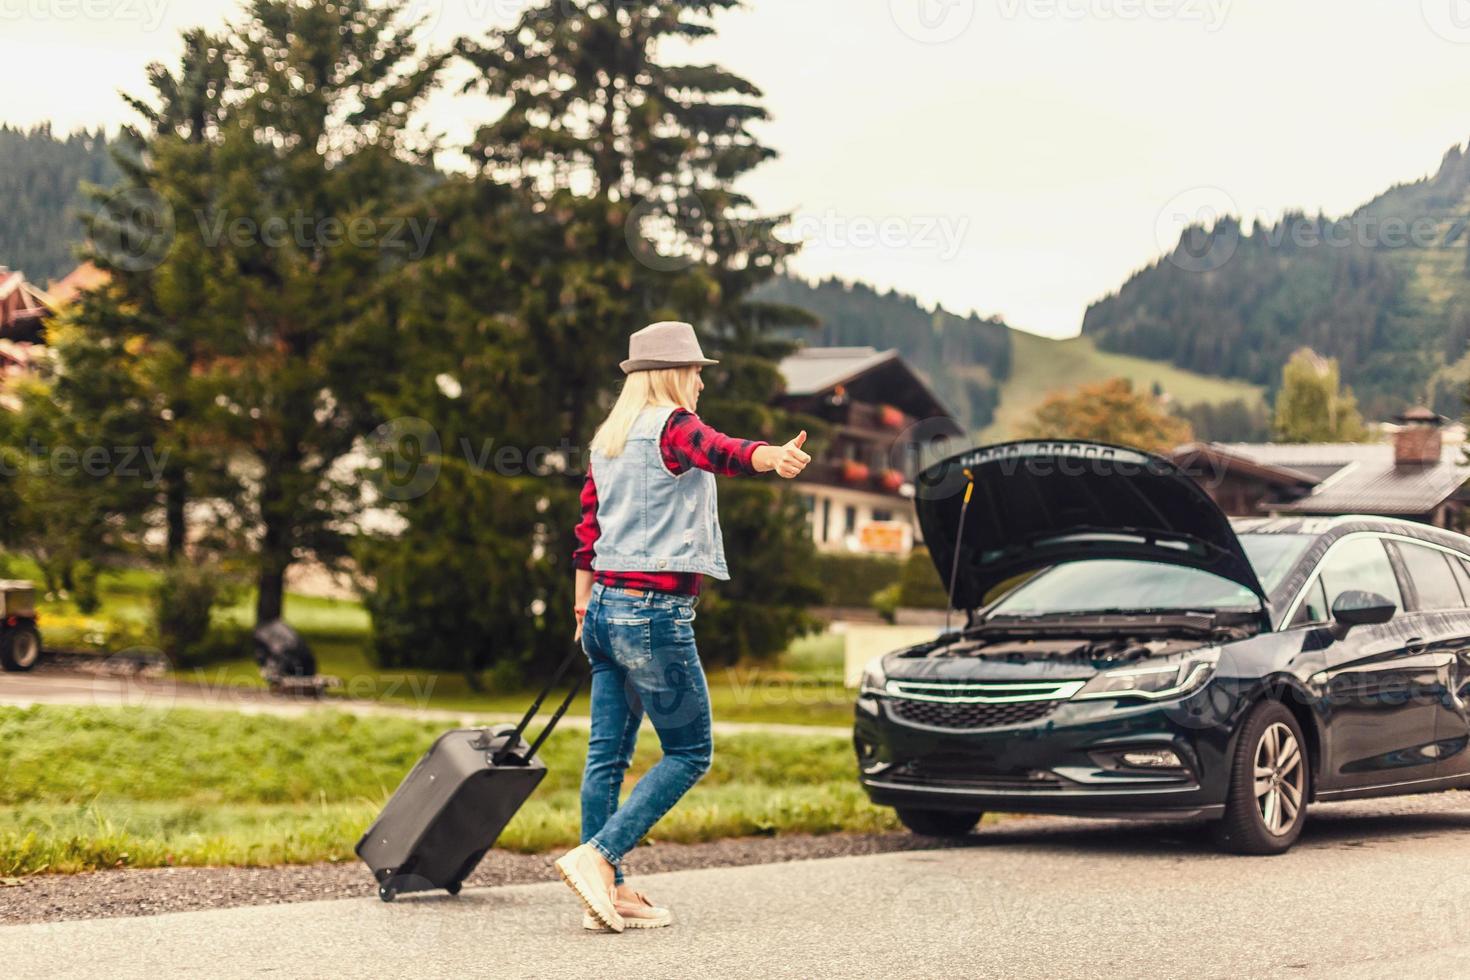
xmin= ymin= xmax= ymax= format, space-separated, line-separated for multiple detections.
xmin=860 ymin=657 xmax=887 ymax=696
xmin=1074 ymin=649 xmax=1220 ymax=702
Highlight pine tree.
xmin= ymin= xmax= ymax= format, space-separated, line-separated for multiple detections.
xmin=207 ymin=0 xmax=448 ymax=624
xmin=72 ymin=27 xmax=235 ymax=561
xmin=367 ymin=0 xmax=824 ymax=668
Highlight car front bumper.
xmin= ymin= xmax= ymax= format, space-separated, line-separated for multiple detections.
xmin=854 ymin=687 xmax=1237 ymax=820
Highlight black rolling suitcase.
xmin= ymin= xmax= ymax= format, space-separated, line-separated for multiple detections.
xmin=356 ymin=646 xmax=583 ymax=902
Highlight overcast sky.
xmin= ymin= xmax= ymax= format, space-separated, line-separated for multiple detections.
xmin=9 ymin=0 xmax=1470 ymax=337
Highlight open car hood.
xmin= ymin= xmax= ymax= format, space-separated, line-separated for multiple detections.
xmin=914 ymin=441 xmax=1266 ymax=610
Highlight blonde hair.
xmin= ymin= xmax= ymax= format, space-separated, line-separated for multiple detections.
xmin=589 ymin=366 xmax=702 ymax=458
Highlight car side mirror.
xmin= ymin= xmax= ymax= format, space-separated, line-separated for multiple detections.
xmin=1329 ymin=590 xmax=1396 ymax=638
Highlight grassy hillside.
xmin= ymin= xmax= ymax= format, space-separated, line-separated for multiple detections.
xmin=1084 ymin=139 xmax=1470 ymax=420
xmin=979 ymin=330 xmax=1265 ymax=442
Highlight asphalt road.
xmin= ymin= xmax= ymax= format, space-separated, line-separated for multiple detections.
xmin=7 ymin=794 xmax=1470 ymax=980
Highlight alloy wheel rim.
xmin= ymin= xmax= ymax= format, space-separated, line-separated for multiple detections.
xmin=11 ymin=632 xmax=38 ymax=668
xmin=1253 ymin=722 xmax=1304 ymax=836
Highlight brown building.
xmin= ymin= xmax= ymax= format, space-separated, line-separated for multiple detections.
xmin=1170 ymin=408 xmax=1470 ymax=529
xmin=776 ymin=346 xmax=956 ymax=554
xmin=0 ymin=266 xmax=53 ymax=344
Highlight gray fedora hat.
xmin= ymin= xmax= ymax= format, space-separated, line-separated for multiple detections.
xmin=619 ymin=320 xmax=719 ymax=374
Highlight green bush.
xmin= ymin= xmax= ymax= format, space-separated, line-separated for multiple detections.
xmin=70 ymin=560 xmax=100 ymax=614
xmin=899 ymin=547 xmax=952 ymax=609
xmin=812 ymin=552 xmax=902 ymax=607
xmin=153 ymin=562 xmax=238 ymax=666
xmin=356 ymin=462 xmax=578 ymax=684
xmin=871 ymin=582 xmax=901 ymax=622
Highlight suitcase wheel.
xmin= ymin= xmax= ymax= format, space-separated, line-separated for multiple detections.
xmin=445 ymin=882 xmax=462 ymax=896
xmin=378 ymin=884 xmax=398 ymax=903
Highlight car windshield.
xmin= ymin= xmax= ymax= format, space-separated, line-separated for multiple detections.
xmin=987 ymin=533 xmax=1312 ymax=616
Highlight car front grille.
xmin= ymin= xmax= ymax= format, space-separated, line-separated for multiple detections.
xmin=887 ymin=696 xmax=1059 ymax=730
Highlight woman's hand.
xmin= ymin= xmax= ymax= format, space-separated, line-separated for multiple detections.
xmin=754 ymin=431 xmax=811 ymax=479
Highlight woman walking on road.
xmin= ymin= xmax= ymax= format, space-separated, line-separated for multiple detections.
xmin=554 ymin=321 xmax=811 ymax=932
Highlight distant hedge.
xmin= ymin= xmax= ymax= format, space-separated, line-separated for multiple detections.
xmin=899 ymin=548 xmax=951 ymax=609
xmin=812 ymin=553 xmax=903 ymax=607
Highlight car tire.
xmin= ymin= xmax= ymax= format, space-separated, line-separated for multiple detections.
xmin=896 ymin=807 xmax=983 ymax=838
xmin=0 ymin=622 xmax=42 ymax=672
xmin=1214 ymin=700 xmax=1309 ymax=855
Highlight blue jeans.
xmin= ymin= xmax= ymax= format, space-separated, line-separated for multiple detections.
xmin=579 ymin=583 xmax=713 ymax=883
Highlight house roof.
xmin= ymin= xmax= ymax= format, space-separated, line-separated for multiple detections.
xmin=1171 ymin=441 xmax=1319 ymax=487
xmin=778 ymin=346 xmax=900 ymax=395
xmin=777 ymin=346 xmax=953 ymax=420
xmin=0 ymin=268 xmax=55 ymax=340
xmin=1211 ymin=441 xmax=1470 ymax=517
xmin=47 ymin=262 xmax=110 ymax=306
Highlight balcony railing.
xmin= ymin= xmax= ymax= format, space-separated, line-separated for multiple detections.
xmin=799 ymin=459 xmax=910 ymax=496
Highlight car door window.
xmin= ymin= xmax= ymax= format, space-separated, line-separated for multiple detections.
xmin=1316 ymin=536 xmax=1403 ymax=614
xmin=1290 ymin=576 xmax=1329 ymax=627
xmin=1395 ymin=542 xmax=1463 ymax=611
xmin=1451 ymin=556 xmax=1470 ymax=603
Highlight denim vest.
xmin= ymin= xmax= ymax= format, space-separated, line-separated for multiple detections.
xmin=590 ymin=405 xmax=730 ymax=580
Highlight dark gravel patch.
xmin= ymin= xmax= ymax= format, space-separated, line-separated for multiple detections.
xmin=1 ymin=831 xmax=970 ymax=926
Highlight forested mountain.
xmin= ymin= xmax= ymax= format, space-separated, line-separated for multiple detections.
xmin=0 ymin=124 xmax=118 ymax=284
xmin=0 ymin=122 xmax=1320 ymax=440
xmin=1084 ymin=139 xmax=1470 ymax=420
xmin=755 ymin=275 xmax=1013 ymax=430
xmin=754 ymin=275 xmax=1265 ymax=438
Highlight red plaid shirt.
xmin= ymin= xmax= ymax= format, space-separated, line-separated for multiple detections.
xmin=573 ymin=409 xmax=765 ymax=596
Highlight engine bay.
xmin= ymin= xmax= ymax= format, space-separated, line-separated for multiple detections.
xmin=908 ymin=633 xmax=1210 ymax=671
xmin=946 ymin=631 xmax=1211 ymax=669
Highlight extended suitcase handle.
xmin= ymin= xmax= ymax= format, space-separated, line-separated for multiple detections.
xmin=487 ymin=644 xmax=584 ymax=766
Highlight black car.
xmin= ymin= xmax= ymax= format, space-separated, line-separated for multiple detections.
xmin=855 ymin=440 xmax=1470 ymax=854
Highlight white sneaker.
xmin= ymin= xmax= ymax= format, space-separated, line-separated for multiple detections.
xmin=554 ymin=845 xmax=624 ymax=933
xmin=582 ymin=889 xmax=672 ymax=930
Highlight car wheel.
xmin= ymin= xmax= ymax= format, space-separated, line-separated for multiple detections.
xmin=1214 ymin=700 xmax=1309 ymax=855
xmin=896 ymin=807 xmax=983 ymax=838
xmin=0 ymin=623 xmax=42 ymax=672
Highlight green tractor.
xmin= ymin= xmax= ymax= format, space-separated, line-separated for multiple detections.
xmin=0 ymin=579 xmax=42 ymax=671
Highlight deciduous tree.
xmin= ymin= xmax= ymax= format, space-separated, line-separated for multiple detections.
xmin=1021 ymin=377 xmax=1193 ymax=454
xmin=1271 ymin=348 xmax=1369 ymax=443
